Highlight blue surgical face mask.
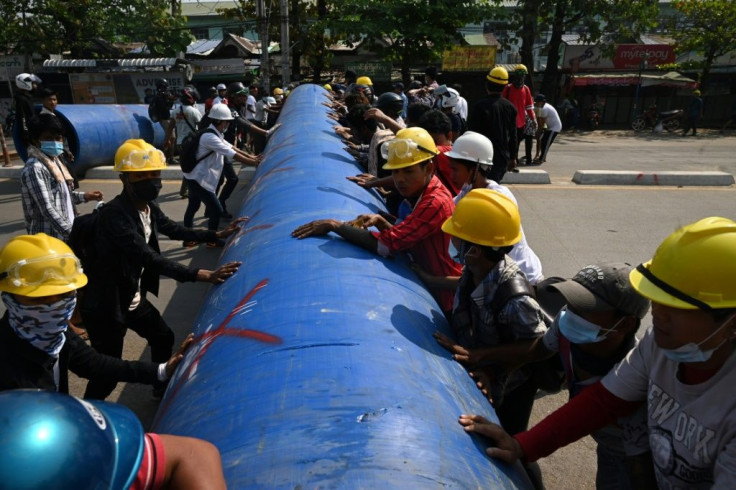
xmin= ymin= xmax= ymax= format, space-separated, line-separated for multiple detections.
xmin=558 ymin=307 xmax=624 ymax=344
xmin=449 ymin=239 xmax=473 ymax=265
xmin=40 ymin=140 xmax=64 ymax=157
xmin=661 ymin=313 xmax=736 ymax=363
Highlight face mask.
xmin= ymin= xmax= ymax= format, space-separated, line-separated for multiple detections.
xmin=129 ymin=178 xmax=162 ymax=202
xmin=558 ymin=307 xmax=624 ymax=344
xmin=40 ymin=141 xmax=64 ymax=157
xmin=449 ymin=239 xmax=473 ymax=265
xmin=661 ymin=313 xmax=736 ymax=363
xmin=2 ymin=291 xmax=76 ymax=357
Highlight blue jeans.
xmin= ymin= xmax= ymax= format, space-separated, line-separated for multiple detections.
xmin=184 ymin=178 xmax=222 ymax=231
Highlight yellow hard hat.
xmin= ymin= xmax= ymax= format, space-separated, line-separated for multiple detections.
xmin=515 ymin=64 xmax=528 ymax=74
xmin=114 ymin=139 xmax=167 ymax=172
xmin=692 ymin=89 xmax=701 ymax=96
xmin=381 ymin=127 xmax=438 ymax=170
xmin=486 ymin=66 xmax=509 ymax=85
xmin=273 ymin=87 xmax=284 ymax=95
xmin=356 ymin=76 xmax=373 ymax=86
xmin=629 ymin=217 xmax=736 ymax=310
xmin=0 ymin=234 xmax=87 ymax=297
xmin=441 ymin=189 xmax=521 ymax=247
xmin=323 ymin=84 xmax=332 ymax=91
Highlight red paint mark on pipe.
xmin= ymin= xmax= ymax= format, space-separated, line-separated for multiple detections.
xmin=154 ymin=279 xmax=280 ymax=422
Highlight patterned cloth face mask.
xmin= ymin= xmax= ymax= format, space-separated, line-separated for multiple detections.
xmin=2 ymin=291 xmax=76 ymax=357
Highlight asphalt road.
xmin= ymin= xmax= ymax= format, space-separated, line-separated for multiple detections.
xmin=0 ymin=130 xmax=734 ymax=489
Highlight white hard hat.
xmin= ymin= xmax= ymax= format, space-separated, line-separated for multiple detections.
xmin=266 ymin=96 xmax=276 ymax=105
xmin=209 ymin=103 xmax=234 ymax=121
xmin=216 ymin=83 xmax=227 ymax=90
xmin=444 ymin=131 xmax=494 ymax=166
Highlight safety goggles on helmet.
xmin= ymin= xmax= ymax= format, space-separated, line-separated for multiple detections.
xmin=0 ymin=254 xmax=83 ymax=288
xmin=381 ymin=138 xmax=438 ymax=162
xmin=116 ymin=148 xmax=167 ymax=172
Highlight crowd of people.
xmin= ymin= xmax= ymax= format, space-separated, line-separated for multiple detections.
xmin=294 ymin=67 xmax=736 ymax=489
xmin=2 ymin=67 xmax=735 ymax=489
xmin=5 ymin=72 xmax=292 ymax=488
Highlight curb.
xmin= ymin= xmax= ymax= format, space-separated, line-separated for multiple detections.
xmin=501 ymin=169 xmax=551 ymax=185
xmin=573 ymin=170 xmax=735 ymax=186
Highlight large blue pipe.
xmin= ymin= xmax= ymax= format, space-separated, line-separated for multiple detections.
xmin=152 ymin=84 xmax=531 ymax=489
xmin=14 ymin=105 xmax=165 ymax=174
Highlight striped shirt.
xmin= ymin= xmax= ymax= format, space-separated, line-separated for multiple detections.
xmin=373 ymin=175 xmax=462 ymax=312
xmin=20 ymin=157 xmax=85 ymax=241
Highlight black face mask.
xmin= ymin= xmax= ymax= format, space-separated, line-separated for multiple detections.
xmin=129 ymin=178 xmax=162 ymax=202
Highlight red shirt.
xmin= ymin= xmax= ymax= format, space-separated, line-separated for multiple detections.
xmin=435 ymin=145 xmax=460 ymax=196
xmin=372 ymin=175 xmax=462 ymax=312
xmin=502 ymin=85 xmax=535 ymax=129
xmin=131 ymin=433 xmax=167 ymax=490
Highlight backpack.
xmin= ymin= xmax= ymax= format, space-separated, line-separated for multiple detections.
xmin=490 ymin=275 xmax=567 ymax=393
xmin=179 ymin=128 xmax=217 ymax=173
xmin=68 ymin=203 xmax=104 ymax=272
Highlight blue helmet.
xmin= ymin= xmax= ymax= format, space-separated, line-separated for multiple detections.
xmin=0 ymin=390 xmax=144 ymax=489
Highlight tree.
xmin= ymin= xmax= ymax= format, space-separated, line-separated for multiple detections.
xmin=219 ymin=0 xmax=339 ymax=84
xmin=0 ymin=0 xmax=191 ymax=59
xmin=335 ymin=0 xmax=493 ymax=85
xmin=669 ymin=0 xmax=736 ymax=91
xmin=512 ymin=0 xmax=659 ymax=102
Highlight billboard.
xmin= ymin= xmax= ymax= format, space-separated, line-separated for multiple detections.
xmin=564 ymin=44 xmax=676 ymax=72
xmin=442 ymin=46 xmax=497 ymax=72
xmin=345 ymin=61 xmax=392 ymax=82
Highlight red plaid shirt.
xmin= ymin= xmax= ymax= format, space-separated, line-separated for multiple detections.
xmin=373 ymin=175 xmax=462 ymax=312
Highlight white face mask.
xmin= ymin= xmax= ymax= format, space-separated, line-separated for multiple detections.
xmin=661 ymin=313 xmax=736 ymax=363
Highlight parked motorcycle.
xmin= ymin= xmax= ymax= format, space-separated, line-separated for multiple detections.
xmin=586 ymin=104 xmax=601 ymax=130
xmin=632 ymin=106 xmax=683 ymax=132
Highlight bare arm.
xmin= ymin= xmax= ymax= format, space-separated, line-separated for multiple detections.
xmin=159 ymin=434 xmax=227 ymax=490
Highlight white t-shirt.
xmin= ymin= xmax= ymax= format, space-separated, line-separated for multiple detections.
xmin=254 ymin=99 xmax=269 ymax=124
xmin=245 ymin=95 xmax=257 ymax=120
xmin=602 ymin=328 xmax=736 ymax=489
xmin=455 ymin=182 xmax=544 ymax=285
xmin=457 ymin=96 xmax=469 ymax=121
xmin=540 ymin=103 xmax=563 ymax=132
xmin=184 ymin=124 xmax=236 ymax=193
xmin=171 ymin=104 xmax=203 ymax=144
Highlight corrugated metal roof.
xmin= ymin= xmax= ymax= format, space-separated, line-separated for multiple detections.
xmin=462 ymin=32 xmax=500 ymax=46
xmin=43 ymin=58 xmax=178 ymax=68
xmin=187 ymin=39 xmax=221 ymax=55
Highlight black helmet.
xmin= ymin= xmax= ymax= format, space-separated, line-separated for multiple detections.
xmin=375 ymin=92 xmax=404 ymax=115
xmin=181 ymin=87 xmax=200 ymax=105
xmin=155 ymin=78 xmax=169 ymax=90
xmin=227 ymin=82 xmax=248 ymax=97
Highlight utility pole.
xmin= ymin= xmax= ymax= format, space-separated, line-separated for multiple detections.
xmin=257 ymin=0 xmax=270 ymax=93
xmin=280 ymin=0 xmax=290 ymax=87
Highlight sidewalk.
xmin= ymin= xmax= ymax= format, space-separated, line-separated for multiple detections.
xmin=1 ymin=130 xmax=734 ymax=186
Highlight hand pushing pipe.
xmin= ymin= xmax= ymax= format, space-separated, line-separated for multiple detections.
xmin=151 ymin=84 xmax=532 ymax=489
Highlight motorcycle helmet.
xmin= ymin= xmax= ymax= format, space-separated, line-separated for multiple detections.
xmin=228 ymin=81 xmax=248 ymax=97
xmin=15 ymin=73 xmax=41 ymax=91
xmin=375 ymin=92 xmax=404 ymax=115
xmin=0 ymin=390 xmax=144 ymax=490
xmin=155 ymin=78 xmax=169 ymax=91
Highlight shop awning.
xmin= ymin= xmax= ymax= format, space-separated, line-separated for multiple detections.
xmin=572 ymin=71 xmax=697 ymax=88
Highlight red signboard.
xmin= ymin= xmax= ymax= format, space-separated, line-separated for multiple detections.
xmin=613 ymin=44 xmax=675 ymax=69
